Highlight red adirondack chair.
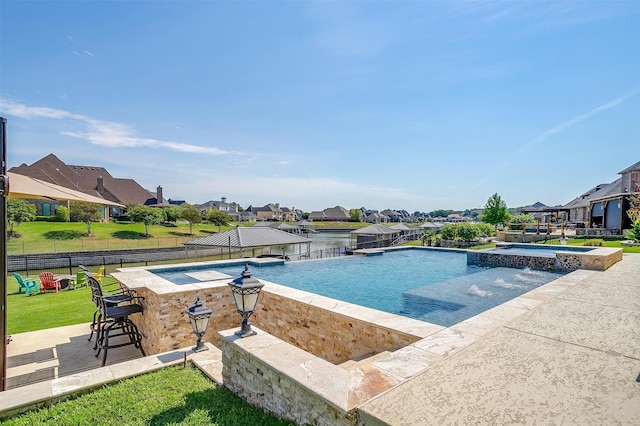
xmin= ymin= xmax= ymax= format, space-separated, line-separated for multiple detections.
xmin=39 ymin=272 xmax=62 ymax=293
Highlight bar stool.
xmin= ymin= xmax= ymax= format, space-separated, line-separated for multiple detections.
xmin=83 ymin=268 xmax=145 ymax=366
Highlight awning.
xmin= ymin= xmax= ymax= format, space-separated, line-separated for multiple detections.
xmin=6 ymin=172 xmax=124 ymax=207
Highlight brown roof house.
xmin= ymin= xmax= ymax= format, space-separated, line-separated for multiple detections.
xmin=10 ymin=153 xmax=167 ymax=217
xmin=246 ymin=203 xmax=296 ymax=222
xmin=308 ymin=206 xmax=351 ymax=222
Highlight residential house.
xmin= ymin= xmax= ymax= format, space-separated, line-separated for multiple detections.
xmin=380 ymin=209 xmax=403 ymax=222
xmin=561 ymin=161 xmax=640 ymax=234
xmin=9 ymin=153 xmax=167 ymax=218
xmin=196 ymin=197 xmax=238 ymax=214
xmin=364 ymin=211 xmax=389 ymax=224
xmin=247 ymin=203 xmax=287 ymax=221
xmin=308 ymin=206 xmax=351 ymax=222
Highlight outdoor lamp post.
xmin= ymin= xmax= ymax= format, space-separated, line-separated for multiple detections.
xmin=228 ymin=264 xmax=264 ymax=338
xmin=185 ymin=297 xmax=212 ymax=352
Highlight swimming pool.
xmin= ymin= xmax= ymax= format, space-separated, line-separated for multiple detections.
xmin=152 ymin=248 xmax=563 ymax=327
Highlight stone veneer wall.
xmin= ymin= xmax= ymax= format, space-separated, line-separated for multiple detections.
xmin=467 ymin=251 xmax=558 ymax=270
xmin=129 ymin=283 xmax=419 ymax=361
xmin=467 ymin=248 xmax=623 ymax=272
xmin=556 ymin=249 xmax=623 ymax=271
xmin=254 ymin=291 xmax=420 ymax=364
xmin=131 ymin=285 xmax=239 ymax=355
xmin=221 ymin=332 xmax=352 ymax=426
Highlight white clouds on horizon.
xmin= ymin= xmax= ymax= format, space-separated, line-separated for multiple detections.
xmin=0 ymin=98 xmax=235 ymax=155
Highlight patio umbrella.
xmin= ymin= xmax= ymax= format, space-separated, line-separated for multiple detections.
xmin=6 ymin=172 xmax=123 ymax=206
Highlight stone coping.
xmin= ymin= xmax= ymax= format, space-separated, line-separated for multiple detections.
xmin=0 ymin=344 xmax=222 ymax=421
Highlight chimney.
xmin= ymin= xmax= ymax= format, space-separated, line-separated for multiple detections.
xmin=97 ymin=176 xmax=104 ymax=193
xmin=157 ymin=186 xmax=163 ymax=204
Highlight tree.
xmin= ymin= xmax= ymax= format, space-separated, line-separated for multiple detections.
xmin=349 ymin=209 xmax=362 ymax=222
xmin=7 ymin=199 xmax=37 ymax=237
xmin=206 ymin=209 xmax=231 ymax=232
xmin=127 ymin=204 xmax=164 ymax=236
xmin=163 ymin=206 xmax=181 ymax=223
xmin=481 ymin=193 xmax=510 ymax=225
xmin=70 ymin=201 xmax=103 ymax=234
xmin=180 ymin=204 xmax=202 ymax=235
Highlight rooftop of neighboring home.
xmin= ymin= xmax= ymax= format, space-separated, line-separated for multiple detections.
xmin=10 ymin=153 xmax=167 ymax=207
xmin=562 ymin=160 xmax=640 ymax=210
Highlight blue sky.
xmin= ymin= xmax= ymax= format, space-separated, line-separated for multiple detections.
xmin=1 ymin=1 xmax=639 ymax=213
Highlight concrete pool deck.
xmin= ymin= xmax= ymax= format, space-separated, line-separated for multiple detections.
xmin=1 ymin=254 xmax=639 ymax=424
xmin=357 ymin=253 xmax=640 ymax=425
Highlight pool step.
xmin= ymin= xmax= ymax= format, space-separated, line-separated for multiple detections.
xmin=338 ymin=351 xmax=391 ymax=369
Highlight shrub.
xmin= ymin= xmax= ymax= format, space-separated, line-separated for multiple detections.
xmin=625 ymin=219 xmax=640 ymax=243
xmin=583 ymin=239 xmax=604 ymax=246
xmin=476 ymin=222 xmax=495 ymax=237
xmin=440 ymin=223 xmax=458 ymax=240
xmin=457 ymin=222 xmax=480 ymax=241
xmin=56 ymin=205 xmax=70 ymax=222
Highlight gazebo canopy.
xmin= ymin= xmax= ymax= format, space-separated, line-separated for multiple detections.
xmin=184 ymin=226 xmax=311 ymax=249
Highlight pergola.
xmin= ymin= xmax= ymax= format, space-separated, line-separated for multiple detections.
xmin=184 ymin=226 xmax=312 ymax=259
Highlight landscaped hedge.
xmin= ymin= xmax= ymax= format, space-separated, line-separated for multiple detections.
xmin=440 ymin=222 xmax=495 ymax=242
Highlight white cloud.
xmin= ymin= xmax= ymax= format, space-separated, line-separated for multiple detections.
xmin=0 ymin=98 xmax=235 ymax=155
xmin=534 ymin=88 xmax=640 ymax=143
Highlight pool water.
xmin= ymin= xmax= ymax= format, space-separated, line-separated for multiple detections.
xmin=489 ymin=245 xmax=594 ymax=257
xmin=153 ymin=249 xmax=563 ymax=327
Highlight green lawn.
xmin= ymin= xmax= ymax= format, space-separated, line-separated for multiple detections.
xmin=539 ymin=237 xmax=640 ymax=253
xmin=7 ymin=220 xmax=369 ymax=254
xmin=2 ymin=366 xmax=294 ymax=425
xmin=6 ymin=273 xmax=103 ymax=335
xmin=7 ymin=221 xmax=235 ymax=254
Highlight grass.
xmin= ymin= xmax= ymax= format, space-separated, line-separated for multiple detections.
xmin=2 ymin=366 xmax=295 ymax=425
xmin=7 ymin=221 xmax=232 ymax=254
xmin=538 ymin=237 xmax=640 ymax=253
xmin=5 ymin=273 xmax=110 ymax=335
xmin=7 ymin=220 xmax=368 ymax=254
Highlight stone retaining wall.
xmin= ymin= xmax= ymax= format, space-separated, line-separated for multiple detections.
xmin=256 ymin=290 xmax=419 ymax=364
xmin=220 ymin=329 xmax=353 ymax=426
xmin=131 ymin=281 xmax=420 ymax=362
xmin=132 ymin=284 xmax=238 ymax=355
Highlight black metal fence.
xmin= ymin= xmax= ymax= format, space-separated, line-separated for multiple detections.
xmin=8 ymin=246 xmax=222 ymax=277
xmin=8 ymin=246 xmax=355 ymax=278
